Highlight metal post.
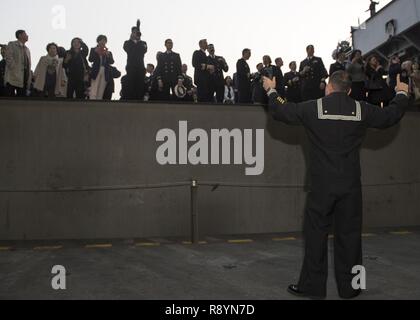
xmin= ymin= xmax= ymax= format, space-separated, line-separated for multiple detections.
xmin=191 ymin=179 xmax=199 ymax=245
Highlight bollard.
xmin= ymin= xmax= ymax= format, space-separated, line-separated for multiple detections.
xmin=191 ymin=179 xmax=199 ymax=245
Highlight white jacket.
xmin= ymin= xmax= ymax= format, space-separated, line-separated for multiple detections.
xmin=4 ymin=40 xmax=31 ymax=89
xmin=33 ymin=55 xmax=67 ymax=97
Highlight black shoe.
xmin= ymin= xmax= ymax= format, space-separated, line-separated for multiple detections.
xmin=287 ymin=285 xmax=326 ymax=300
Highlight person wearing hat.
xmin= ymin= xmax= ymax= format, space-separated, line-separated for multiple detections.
xmin=123 ymin=21 xmax=148 ymax=100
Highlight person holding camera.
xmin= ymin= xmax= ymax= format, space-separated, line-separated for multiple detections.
xmin=88 ymin=35 xmax=114 ymax=100
xmin=192 ymin=39 xmax=214 ymax=102
xmin=123 ymin=21 xmax=148 ymax=100
xmin=63 ymin=37 xmax=89 ymax=99
xmin=365 ymin=54 xmax=391 ymax=107
xmin=346 ymin=50 xmax=366 ymax=101
xmin=207 ymin=44 xmax=229 ymax=103
xmin=251 ymin=63 xmax=264 ymax=104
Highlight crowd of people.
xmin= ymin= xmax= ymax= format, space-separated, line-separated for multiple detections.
xmin=1 ymin=26 xmax=419 ymax=107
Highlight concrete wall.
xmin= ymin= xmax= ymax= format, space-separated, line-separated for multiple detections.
xmin=0 ymin=99 xmax=419 ymax=240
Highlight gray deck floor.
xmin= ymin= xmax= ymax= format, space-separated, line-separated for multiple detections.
xmin=1 ymin=228 xmax=420 ymax=300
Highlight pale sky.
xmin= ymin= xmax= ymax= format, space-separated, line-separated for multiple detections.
xmin=0 ymin=0 xmax=392 ymax=99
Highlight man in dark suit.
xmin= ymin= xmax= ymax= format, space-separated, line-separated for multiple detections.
xmin=192 ymin=39 xmax=214 ymax=102
xmin=236 ymin=48 xmax=252 ymax=103
xmin=155 ymin=39 xmax=183 ymax=101
xmin=180 ymin=64 xmax=196 ymax=102
xmin=274 ymin=57 xmax=286 ymax=98
xmin=263 ymin=71 xmax=410 ymax=299
xmin=123 ymin=25 xmax=148 ymax=100
xmin=260 ymin=55 xmax=281 ymax=104
xmin=299 ymin=45 xmax=328 ymax=101
xmin=207 ymin=44 xmax=229 ymax=103
xmin=284 ymin=61 xmax=302 ymax=103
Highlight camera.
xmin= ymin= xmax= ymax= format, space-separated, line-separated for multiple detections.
xmin=400 ymin=70 xmax=410 ymax=85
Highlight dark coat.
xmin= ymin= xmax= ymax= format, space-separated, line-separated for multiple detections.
xmin=88 ymin=47 xmax=114 ymax=82
xmin=123 ymin=40 xmax=148 ymax=70
xmin=284 ymin=71 xmax=302 ymax=103
xmin=236 ymin=58 xmax=252 ymax=103
xmin=268 ymin=91 xmax=409 ymax=178
xmin=207 ymin=55 xmax=229 ymax=86
xmin=299 ymin=56 xmax=328 ymax=100
xmin=329 ymin=61 xmax=346 ymax=77
xmin=192 ymin=49 xmax=209 ymax=86
xmin=155 ymin=51 xmax=182 ymax=84
xmin=63 ymin=42 xmax=89 ymax=81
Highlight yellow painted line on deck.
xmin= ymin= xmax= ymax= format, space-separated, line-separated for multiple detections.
xmin=182 ymin=241 xmax=208 ymax=245
xmin=33 ymin=246 xmax=63 ymax=251
xmin=362 ymin=233 xmax=377 ymax=238
xmin=390 ymin=231 xmax=412 ymax=235
xmin=228 ymin=239 xmax=254 ymax=244
xmin=0 ymin=247 xmax=12 ymax=251
xmin=136 ymin=242 xmax=161 ymax=247
xmin=85 ymin=244 xmax=113 ymax=249
xmin=273 ymin=237 xmax=297 ymax=241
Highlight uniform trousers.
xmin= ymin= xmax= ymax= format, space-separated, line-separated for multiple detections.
xmin=298 ymin=175 xmax=363 ymax=298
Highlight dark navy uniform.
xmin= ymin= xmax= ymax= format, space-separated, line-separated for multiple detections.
xmin=284 ymin=71 xmax=302 ymax=103
xmin=267 ymin=88 xmax=410 ymax=298
xmin=208 ymin=55 xmax=229 ymax=103
xmin=192 ymin=49 xmax=210 ymax=102
xmin=155 ymin=51 xmax=183 ymax=101
xmin=299 ymin=56 xmax=328 ymax=101
xmin=123 ymin=39 xmax=148 ymax=100
xmin=274 ymin=66 xmax=285 ymax=98
xmin=251 ymin=72 xmax=264 ymax=104
xmin=236 ymin=58 xmax=252 ymax=103
xmin=329 ymin=61 xmax=346 ymax=77
xmin=180 ymin=72 xmax=195 ymax=102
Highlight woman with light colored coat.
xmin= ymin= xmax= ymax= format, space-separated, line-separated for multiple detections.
xmin=33 ymin=42 xmax=67 ymax=98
